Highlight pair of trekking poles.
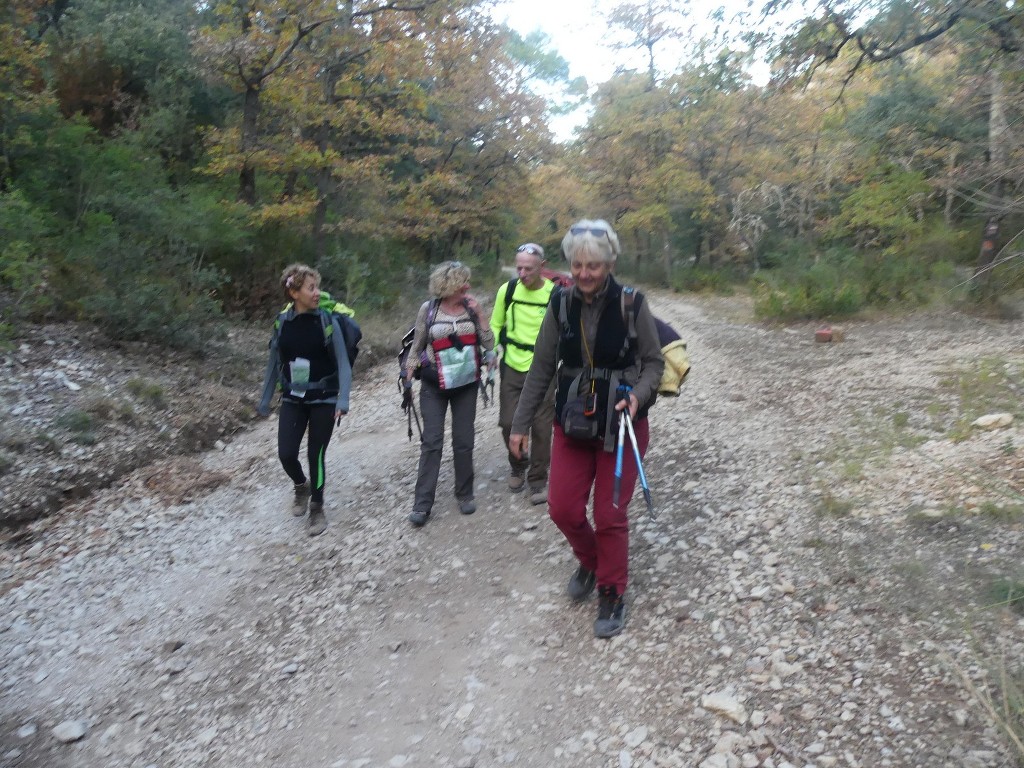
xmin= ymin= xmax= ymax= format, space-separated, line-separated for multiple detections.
xmin=614 ymin=384 xmax=656 ymax=519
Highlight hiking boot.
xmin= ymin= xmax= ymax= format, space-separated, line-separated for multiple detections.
xmin=293 ymin=482 xmax=310 ymax=516
xmin=508 ymin=472 xmax=525 ymax=493
xmin=408 ymin=509 xmax=430 ymax=527
xmin=594 ymin=586 xmax=627 ymax=638
xmin=529 ymin=485 xmax=547 ymax=506
xmin=567 ymin=564 xmax=596 ymax=602
xmin=307 ymin=501 xmax=327 ymax=536
xmin=458 ymin=498 xmax=477 ymax=515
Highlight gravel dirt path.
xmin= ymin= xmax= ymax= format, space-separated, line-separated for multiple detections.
xmin=3 ymin=292 xmax=1024 ymax=768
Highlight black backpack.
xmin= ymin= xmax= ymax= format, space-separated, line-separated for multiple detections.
xmin=277 ymin=291 xmax=361 ymax=368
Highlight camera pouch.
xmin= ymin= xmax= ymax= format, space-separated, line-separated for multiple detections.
xmin=560 ymin=394 xmax=600 ymax=440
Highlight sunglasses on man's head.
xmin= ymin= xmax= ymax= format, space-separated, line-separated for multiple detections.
xmin=516 ymin=244 xmax=541 ymax=255
xmin=570 ymin=226 xmax=609 ymax=239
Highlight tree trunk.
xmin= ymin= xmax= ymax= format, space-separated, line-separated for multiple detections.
xmin=238 ymin=84 xmax=260 ymax=205
xmin=974 ymin=66 xmax=1011 ymax=294
xmin=661 ymin=228 xmax=672 ymax=285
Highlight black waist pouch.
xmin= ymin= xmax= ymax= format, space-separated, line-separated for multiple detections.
xmin=560 ymin=393 xmax=600 ymax=440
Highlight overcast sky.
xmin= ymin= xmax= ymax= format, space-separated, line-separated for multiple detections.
xmin=489 ymin=0 xmax=766 ymax=141
xmin=491 ymin=0 xmax=649 ymax=140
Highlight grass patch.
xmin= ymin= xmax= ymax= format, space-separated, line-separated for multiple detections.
xmin=978 ymin=501 xmax=1024 ymax=524
xmin=34 ymin=431 xmax=61 ymax=453
xmin=816 ymin=491 xmax=855 ymax=518
xmin=126 ymin=377 xmax=166 ymax=409
xmin=940 ymin=357 xmax=1024 ymax=441
xmin=54 ymin=409 xmax=98 ymax=445
xmin=81 ymin=393 xmax=137 ymax=424
xmin=988 ymin=579 xmax=1024 ymax=614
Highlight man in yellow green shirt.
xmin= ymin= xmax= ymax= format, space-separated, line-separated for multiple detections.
xmin=490 ymin=243 xmax=557 ymax=505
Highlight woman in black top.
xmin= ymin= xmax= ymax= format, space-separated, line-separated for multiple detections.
xmin=258 ymin=264 xmax=352 ymax=536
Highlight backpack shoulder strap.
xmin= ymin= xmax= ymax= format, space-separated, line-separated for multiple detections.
xmin=620 ymin=286 xmax=638 ymax=340
xmin=426 ymin=298 xmax=440 ymax=327
xmin=504 ymin=278 xmax=518 ymax=310
xmin=557 ymin=286 xmax=571 ymax=335
xmin=319 ymin=307 xmax=334 ymax=344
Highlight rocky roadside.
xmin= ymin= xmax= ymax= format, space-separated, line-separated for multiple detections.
xmin=0 ymin=322 xmax=269 ymax=527
xmin=2 ymin=293 xmax=1024 ymax=768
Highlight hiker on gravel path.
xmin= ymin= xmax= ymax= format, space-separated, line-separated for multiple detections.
xmin=508 ymin=220 xmax=663 ymax=638
xmin=257 ymin=264 xmax=351 ymax=536
xmin=489 ymin=243 xmax=556 ymax=506
xmin=404 ymin=261 xmax=495 ymax=527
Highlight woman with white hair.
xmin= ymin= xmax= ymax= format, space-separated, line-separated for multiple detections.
xmin=508 ymin=220 xmax=663 ymax=638
xmin=404 ymin=261 xmax=495 ymax=527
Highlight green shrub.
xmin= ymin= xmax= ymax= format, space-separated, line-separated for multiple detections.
xmin=752 ymin=258 xmax=865 ymax=320
xmin=671 ymin=266 xmax=738 ymax=294
xmin=752 ymin=242 xmax=959 ymax=320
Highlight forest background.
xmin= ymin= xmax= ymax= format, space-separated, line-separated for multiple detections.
xmin=3 ymin=0 xmax=1024 ymax=351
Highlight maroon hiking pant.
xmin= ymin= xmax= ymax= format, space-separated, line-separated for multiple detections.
xmin=548 ymin=418 xmax=649 ymax=595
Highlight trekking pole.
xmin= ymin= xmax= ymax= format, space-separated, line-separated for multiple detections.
xmin=410 ymin=400 xmax=423 ymax=442
xmin=613 ymin=407 xmax=626 ymax=508
xmin=478 ymin=375 xmax=489 ymax=407
xmin=622 ymin=409 xmax=656 ymax=519
xmin=401 ymin=379 xmax=423 ymax=442
xmin=613 ymin=384 xmax=628 ymax=508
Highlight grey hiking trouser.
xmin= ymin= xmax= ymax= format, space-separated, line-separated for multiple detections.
xmin=499 ymin=362 xmax=555 ymax=487
xmin=412 ymin=380 xmax=478 ymax=515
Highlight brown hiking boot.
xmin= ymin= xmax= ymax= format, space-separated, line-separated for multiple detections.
xmin=508 ymin=472 xmax=525 ymax=493
xmin=529 ymin=485 xmax=547 ymax=506
xmin=307 ymin=501 xmax=327 ymax=536
xmin=293 ymin=482 xmax=310 ymax=516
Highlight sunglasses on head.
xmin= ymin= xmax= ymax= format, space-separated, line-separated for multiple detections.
xmin=570 ymin=226 xmax=610 ymax=239
xmin=516 ymin=244 xmax=541 ymax=256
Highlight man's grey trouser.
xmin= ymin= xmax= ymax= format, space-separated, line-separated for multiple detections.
xmin=500 ymin=362 xmax=555 ymax=487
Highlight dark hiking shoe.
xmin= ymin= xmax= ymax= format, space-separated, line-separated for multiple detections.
xmin=567 ymin=565 xmax=596 ymax=602
xmin=458 ymin=498 xmax=477 ymax=515
xmin=593 ymin=586 xmax=627 ymax=638
xmin=293 ymin=482 xmax=310 ymax=516
xmin=307 ymin=502 xmax=327 ymax=536
xmin=529 ymin=485 xmax=547 ymax=506
xmin=508 ymin=472 xmax=525 ymax=493
xmin=408 ymin=509 xmax=430 ymax=527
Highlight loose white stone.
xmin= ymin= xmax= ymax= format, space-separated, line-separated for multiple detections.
xmin=196 ymin=727 xmax=218 ymax=746
xmin=701 ymin=692 xmax=748 ymax=724
xmin=624 ymin=726 xmax=647 ymax=748
xmin=972 ymin=413 xmax=1013 ymax=430
xmin=52 ymin=720 xmax=88 ymax=743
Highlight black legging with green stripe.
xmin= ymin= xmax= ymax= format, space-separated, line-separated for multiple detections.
xmin=277 ymin=401 xmax=335 ymax=503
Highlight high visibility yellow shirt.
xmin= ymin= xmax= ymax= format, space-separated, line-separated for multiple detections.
xmin=489 ymin=278 xmax=555 ymax=373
